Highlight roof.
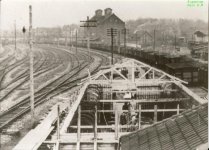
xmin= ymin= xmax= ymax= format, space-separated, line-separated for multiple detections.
xmin=120 ymin=103 xmax=208 ymax=150
xmin=194 ymin=31 xmax=207 ymax=37
xmin=88 ymin=13 xmax=125 ymax=26
xmin=166 ymin=63 xmax=197 ymax=70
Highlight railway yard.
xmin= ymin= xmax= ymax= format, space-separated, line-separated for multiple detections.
xmin=0 ymin=44 xmax=121 ymax=149
xmin=0 ymin=43 xmax=207 ymax=150
xmin=0 ymin=1 xmax=208 ymax=150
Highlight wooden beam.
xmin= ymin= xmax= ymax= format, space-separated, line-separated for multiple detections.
xmin=154 ymin=105 xmax=157 ymax=123
xmin=175 ymin=82 xmax=206 ymax=104
xmin=60 ymin=83 xmax=89 ymax=134
xmin=177 ymin=104 xmax=180 ymax=115
xmin=43 ymin=139 xmax=119 ymax=144
xmin=69 ymin=125 xmax=143 ymax=129
xmin=138 ymin=104 xmax=141 ymax=129
xmin=97 ymin=98 xmax=189 ymax=103
xmin=76 ymin=105 xmax=81 ymax=150
xmin=115 ymin=109 xmax=118 ymax=140
xmin=94 ymin=104 xmax=97 ymax=150
xmin=139 ymin=68 xmax=152 ymax=79
xmin=101 ymin=89 xmax=178 ymax=93
xmin=81 ymin=109 xmax=185 ymax=113
xmin=57 ymin=105 xmax=60 ymax=140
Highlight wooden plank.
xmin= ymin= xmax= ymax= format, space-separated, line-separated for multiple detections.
xmin=14 ymin=103 xmax=67 ymax=150
xmin=175 ymin=82 xmax=206 ymax=104
xmin=60 ymin=83 xmax=89 ymax=133
xmin=97 ymin=98 xmax=189 ymax=103
xmin=138 ymin=104 xmax=141 ymax=129
xmin=76 ymin=105 xmax=81 ymax=150
xmin=81 ymin=109 xmax=185 ymax=113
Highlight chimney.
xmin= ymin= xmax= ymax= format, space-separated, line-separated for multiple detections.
xmin=104 ymin=8 xmax=112 ymax=16
xmin=95 ymin=9 xmax=103 ymax=17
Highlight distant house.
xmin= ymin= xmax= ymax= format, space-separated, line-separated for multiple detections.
xmin=194 ymin=30 xmax=208 ymax=43
xmin=84 ymin=8 xmax=125 ymax=44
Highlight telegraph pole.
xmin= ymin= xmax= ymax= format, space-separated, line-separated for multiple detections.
xmin=65 ymin=31 xmax=68 ymax=47
xmin=29 ymin=5 xmax=35 ymax=126
xmin=70 ymin=27 xmax=72 ymax=50
xmin=80 ymin=16 xmax=97 ymax=61
xmin=118 ymin=30 xmax=121 ymax=53
xmin=107 ymin=28 xmax=117 ymax=65
xmin=0 ymin=0 xmax=2 ymax=51
xmin=122 ymin=28 xmax=128 ymax=57
xmin=153 ymin=29 xmax=155 ymax=51
xmin=76 ymin=30 xmax=78 ymax=54
xmin=123 ymin=28 xmax=127 ymax=56
xmin=14 ymin=20 xmax=17 ymax=51
xmin=174 ymin=34 xmax=176 ymax=49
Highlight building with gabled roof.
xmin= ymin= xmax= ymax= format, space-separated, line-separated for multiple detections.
xmin=84 ymin=8 xmax=125 ymax=43
xmin=194 ymin=30 xmax=208 ymax=43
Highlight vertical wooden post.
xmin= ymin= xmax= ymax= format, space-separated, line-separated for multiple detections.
xmin=57 ymin=105 xmax=60 ymax=140
xmin=76 ymin=105 xmax=81 ymax=150
xmin=14 ymin=20 xmax=17 ymax=51
xmin=94 ymin=104 xmax=97 ymax=139
xmin=70 ymin=27 xmax=72 ymax=50
xmin=138 ymin=104 xmax=141 ymax=129
xmin=123 ymin=28 xmax=126 ymax=57
xmin=132 ymin=60 xmax=135 ymax=83
xmin=94 ymin=103 xmax=97 ymax=150
xmin=118 ymin=31 xmax=121 ymax=54
xmin=177 ymin=103 xmax=179 ymax=115
xmin=0 ymin=0 xmax=2 ymax=51
xmin=115 ymin=109 xmax=118 ymax=139
xmin=76 ymin=30 xmax=78 ymax=54
xmin=111 ymin=28 xmax=114 ymax=65
xmin=87 ymin=16 xmax=90 ymax=61
xmin=65 ymin=31 xmax=68 ymax=47
xmin=174 ymin=34 xmax=176 ymax=49
xmin=153 ymin=29 xmax=155 ymax=51
xmin=154 ymin=105 xmax=157 ymax=123
xmin=29 ymin=5 xmax=35 ymax=126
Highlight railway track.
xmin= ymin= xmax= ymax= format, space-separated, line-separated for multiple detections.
xmin=0 ymin=46 xmax=74 ymax=103
xmin=0 ymin=45 xmax=110 ymax=131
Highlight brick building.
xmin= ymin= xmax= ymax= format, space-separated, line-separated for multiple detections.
xmin=84 ymin=8 xmax=125 ymax=44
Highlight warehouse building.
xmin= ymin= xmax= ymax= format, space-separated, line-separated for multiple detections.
xmin=84 ymin=8 xmax=125 ymax=43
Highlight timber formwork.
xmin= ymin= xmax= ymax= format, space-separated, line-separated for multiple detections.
xmin=14 ymin=58 xmax=207 ymax=150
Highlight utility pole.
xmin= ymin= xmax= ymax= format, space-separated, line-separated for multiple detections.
xmin=14 ymin=20 xmax=17 ymax=51
xmin=70 ymin=27 xmax=72 ymax=50
xmin=153 ymin=29 xmax=155 ymax=51
xmin=76 ymin=30 xmax=78 ymax=54
xmin=80 ymin=16 xmax=97 ymax=61
xmin=107 ymin=28 xmax=117 ymax=65
xmin=0 ymin=0 xmax=2 ymax=51
xmin=117 ymin=30 xmax=121 ymax=53
xmin=29 ymin=5 xmax=35 ymax=126
xmin=174 ymin=34 xmax=176 ymax=49
xmin=122 ymin=28 xmax=128 ymax=57
xmin=65 ymin=31 xmax=68 ymax=47
xmin=135 ymin=33 xmax=137 ymax=48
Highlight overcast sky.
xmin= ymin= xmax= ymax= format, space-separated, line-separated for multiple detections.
xmin=1 ymin=0 xmax=208 ymax=30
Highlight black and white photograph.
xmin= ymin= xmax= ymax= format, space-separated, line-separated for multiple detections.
xmin=0 ymin=0 xmax=208 ymax=149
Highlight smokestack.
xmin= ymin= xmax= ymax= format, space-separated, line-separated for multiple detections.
xmin=95 ymin=9 xmax=102 ymax=17
xmin=104 ymin=8 xmax=112 ymax=16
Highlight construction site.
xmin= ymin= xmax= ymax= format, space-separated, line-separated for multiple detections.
xmin=13 ymin=58 xmax=208 ymax=150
